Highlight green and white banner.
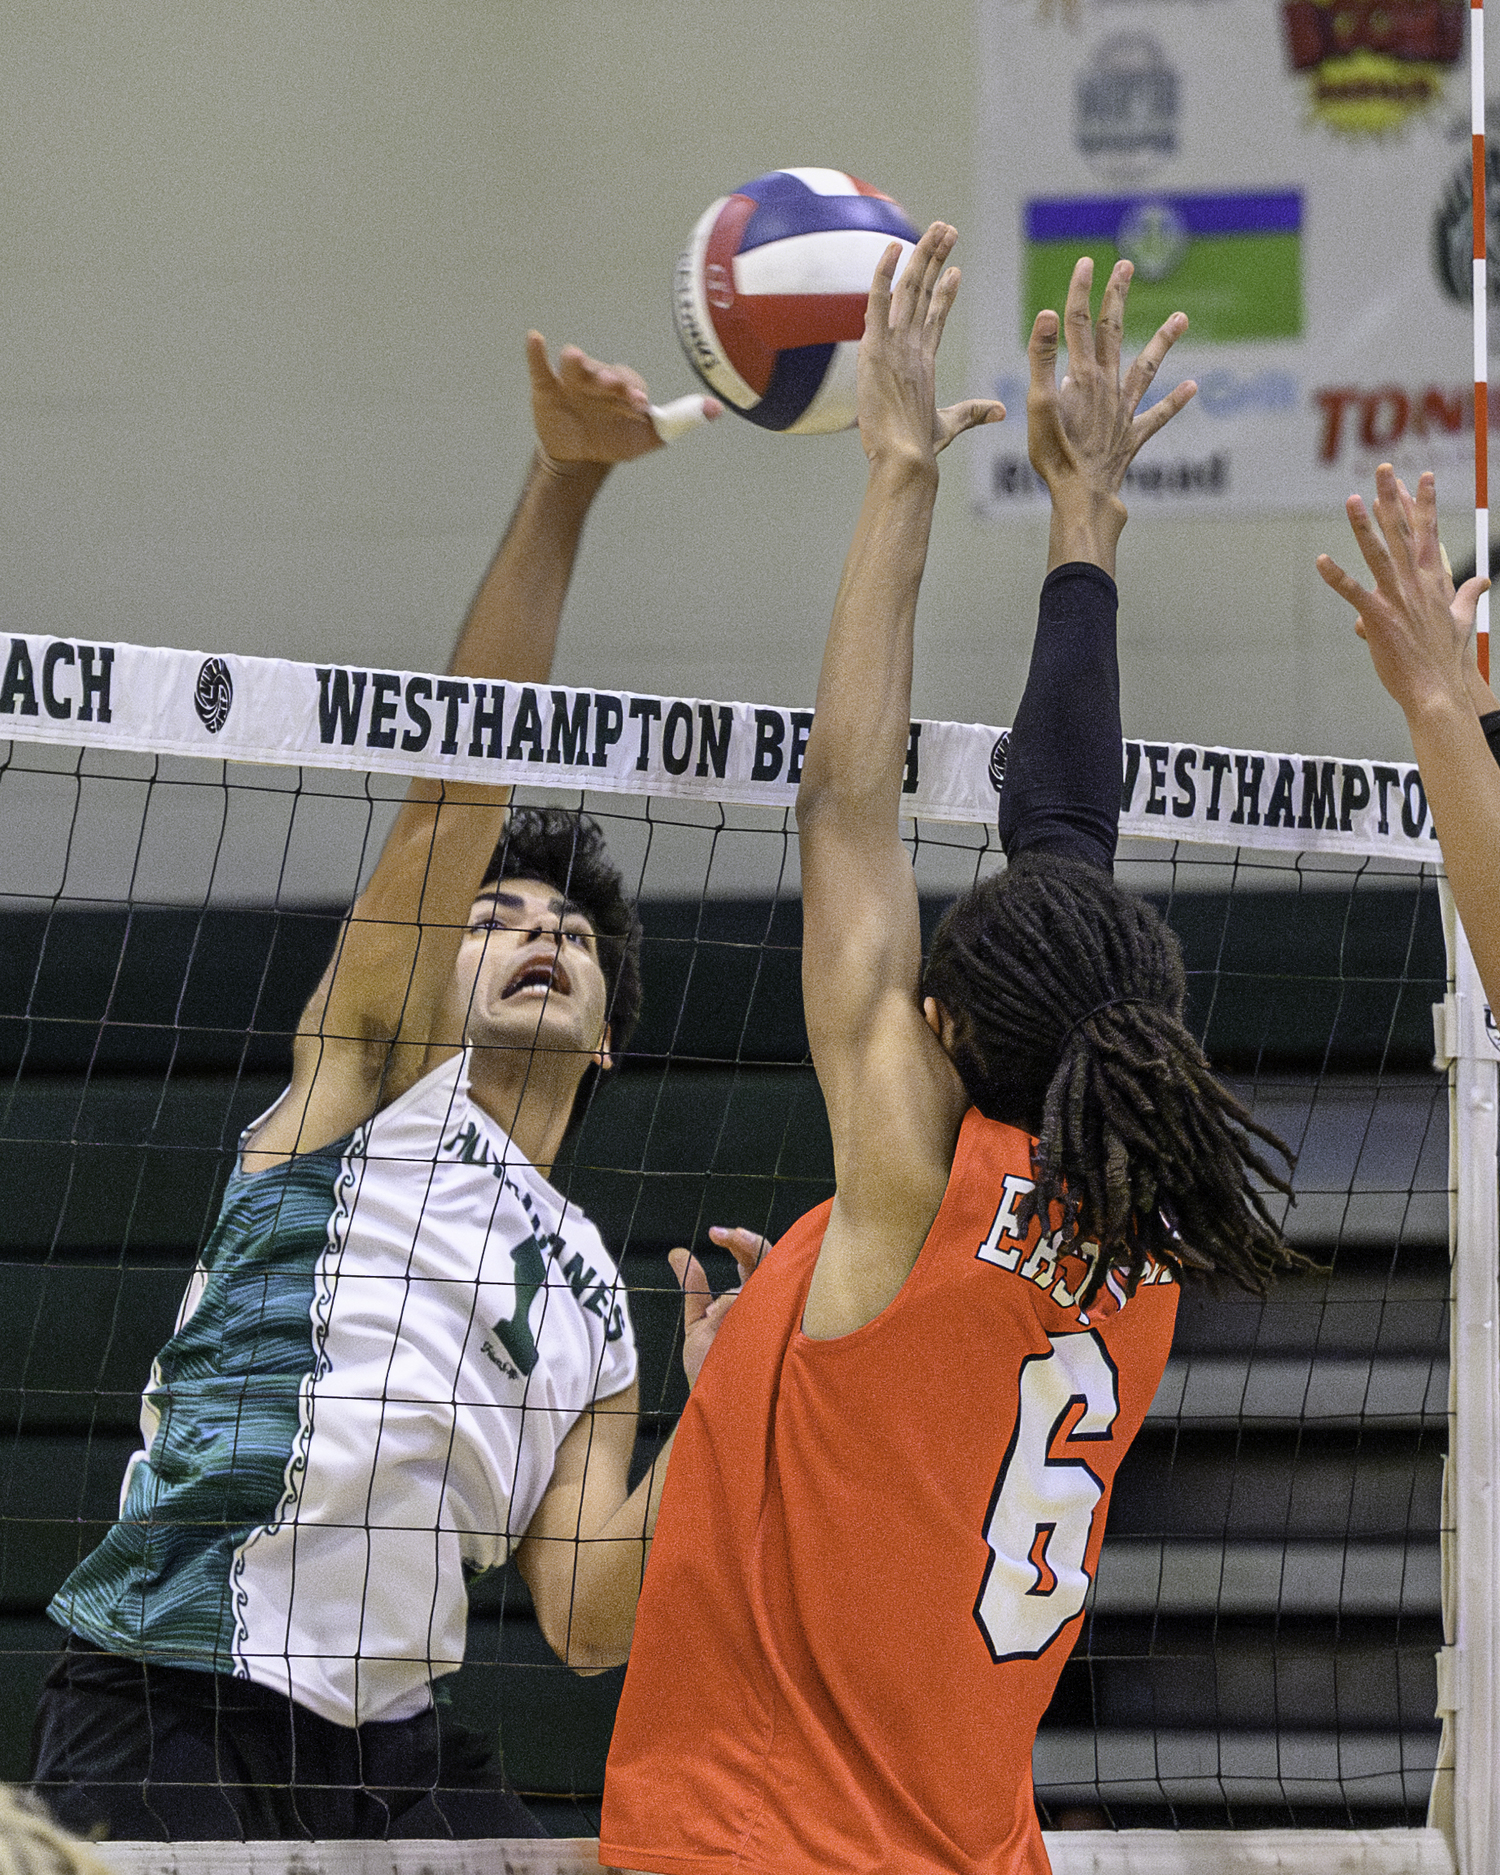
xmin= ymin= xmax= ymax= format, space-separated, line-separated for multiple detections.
xmin=973 ymin=0 xmax=1493 ymax=516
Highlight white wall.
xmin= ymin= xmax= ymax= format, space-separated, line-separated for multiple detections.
xmin=1 ymin=0 xmax=1422 ymax=775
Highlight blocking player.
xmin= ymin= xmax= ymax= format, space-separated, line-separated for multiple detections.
xmin=31 ymin=340 xmax=734 ymax=1841
xmin=1318 ymin=464 xmax=1500 ymax=1009
xmin=601 ymin=232 xmax=1303 ymax=1873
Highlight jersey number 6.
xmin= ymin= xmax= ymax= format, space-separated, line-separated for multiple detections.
xmin=974 ymin=1329 xmax=1120 ymax=1660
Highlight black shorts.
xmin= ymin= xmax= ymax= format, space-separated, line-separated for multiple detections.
xmin=30 ymin=1636 xmax=546 ymax=1842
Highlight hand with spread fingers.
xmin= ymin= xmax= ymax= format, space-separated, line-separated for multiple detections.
xmin=856 ymin=221 xmax=1004 ymax=472
xmin=1319 ymin=462 xmax=1500 ymax=1008
xmin=527 ymin=331 xmax=721 ymax=473
xmin=1026 ymin=255 xmax=1196 ymax=573
xmin=1392 ymin=473 xmax=1498 ymax=721
xmin=1316 ymin=465 xmax=1490 ymax=722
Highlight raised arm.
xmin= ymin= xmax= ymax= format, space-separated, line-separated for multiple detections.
xmin=248 ymin=341 xmax=713 ymax=1167
xmin=798 ymin=250 xmax=1193 ymax=1339
xmin=796 ymin=223 xmax=1002 ymax=1334
xmin=996 ymin=257 xmax=1195 ymax=871
xmin=1318 ymin=464 xmax=1500 ymax=1006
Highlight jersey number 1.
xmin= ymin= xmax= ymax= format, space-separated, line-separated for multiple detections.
xmin=974 ymin=1330 xmax=1119 ymax=1660
xmin=491 ymin=1234 xmax=548 ymax=1377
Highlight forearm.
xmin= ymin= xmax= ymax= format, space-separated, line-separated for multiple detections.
xmin=997 ymin=563 xmax=1121 ymax=869
xmin=1406 ymin=695 xmax=1500 ymax=1004
xmin=549 ymin=1428 xmax=677 ymax=1671
xmin=358 ymin=450 xmax=598 ymax=893
xmin=798 ymin=456 xmax=938 ymax=821
xmin=365 ymin=455 xmax=608 ymax=927
xmin=450 ymin=450 xmax=609 ymax=684
xmin=319 ymin=454 xmax=604 ymax=1045
xmin=1465 ymin=658 xmax=1500 ymax=722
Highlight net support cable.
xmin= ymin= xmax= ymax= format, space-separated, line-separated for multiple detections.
xmin=1430 ymin=893 xmax=1500 ymax=1875
xmin=1474 ymin=0 xmax=1490 ymax=681
xmin=1432 ymin=15 xmax=1500 ymax=1870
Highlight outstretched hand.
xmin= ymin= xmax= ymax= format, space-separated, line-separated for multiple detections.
xmin=1316 ymin=464 xmax=1490 ymax=721
xmin=671 ymin=1226 xmax=769 ymax=1389
xmin=1389 ymin=470 xmax=1492 ymax=638
xmin=526 ymin=331 xmax=722 ymax=472
xmin=1027 ymin=256 xmax=1195 ymax=571
xmin=857 ymin=222 xmax=1004 ymax=470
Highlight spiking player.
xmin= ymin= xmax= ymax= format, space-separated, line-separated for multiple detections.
xmin=602 ymin=229 xmax=1303 ymax=1873
xmin=31 ymin=342 xmax=745 ymax=1841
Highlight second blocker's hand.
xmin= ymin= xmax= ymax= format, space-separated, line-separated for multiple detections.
xmin=1315 ymin=464 xmax=1489 ymax=721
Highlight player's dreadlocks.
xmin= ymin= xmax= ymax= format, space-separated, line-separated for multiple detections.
xmin=922 ymin=851 xmax=1304 ymax=1304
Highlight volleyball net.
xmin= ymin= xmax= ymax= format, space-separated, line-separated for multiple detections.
xmin=0 ymin=630 xmax=1493 ymax=1873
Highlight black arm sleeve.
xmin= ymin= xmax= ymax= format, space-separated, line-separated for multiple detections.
xmin=1481 ymin=709 xmax=1500 ymax=769
xmin=995 ymin=561 xmax=1121 ymax=874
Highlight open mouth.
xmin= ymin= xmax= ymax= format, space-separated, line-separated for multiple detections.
xmin=501 ymin=958 xmax=571 ymax=1001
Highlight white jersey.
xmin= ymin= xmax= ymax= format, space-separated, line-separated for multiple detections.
xmin=51 ymin=1049 xmax=637 ymax=1727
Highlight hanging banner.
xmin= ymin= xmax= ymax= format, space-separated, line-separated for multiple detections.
xmin=972 ymin=0 xmax=1496 ymax=518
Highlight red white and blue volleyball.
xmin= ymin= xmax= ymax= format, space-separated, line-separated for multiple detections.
xmin=674 ymin=168 xmax=920 ymax=435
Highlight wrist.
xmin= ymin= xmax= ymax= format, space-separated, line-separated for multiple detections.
xmin=864 ymin=447 xmax=939 ymax=493
xmin=1403 ymin=678 xmax=1478 ymax=734
xmin=533 ymin=448 xmax=612 ymax=495
xmin=1047 ymin=493 xmax=1127 ymax=576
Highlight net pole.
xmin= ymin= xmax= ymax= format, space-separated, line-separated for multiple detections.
xmin=1473 ymin=0 xmax=1490 ymax=682
xmin=1434 ymin=886 xmax=1500 ymax=1873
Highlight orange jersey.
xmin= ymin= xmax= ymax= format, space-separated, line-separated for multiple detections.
xmin=600 ymin=1110 xmax=1177 ymax=1875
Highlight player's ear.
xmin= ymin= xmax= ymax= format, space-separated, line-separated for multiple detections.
xmin=922 ymin=996 xmax=957 ymax=1051
xmin=593 ymin=1024 xmax=614 ymax=1075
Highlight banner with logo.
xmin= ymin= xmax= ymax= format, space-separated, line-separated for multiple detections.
xmin=0 ymin=631 xmax=1448 ymax=862
xmin=973 ymin=0 xmax=1495 ymax=518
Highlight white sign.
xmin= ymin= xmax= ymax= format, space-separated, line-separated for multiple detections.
xmin=973 ymin=0 xmax=1494 ymax=517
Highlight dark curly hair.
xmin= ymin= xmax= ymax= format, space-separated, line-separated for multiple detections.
xmin=921 ymin=852 xmax=1304 ymax=1303
xmin=480 ymin=806 xmax=642 ymax=1127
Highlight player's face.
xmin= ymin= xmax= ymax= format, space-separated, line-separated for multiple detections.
xmin=451 ymin=876 xmax=612 ymax=1071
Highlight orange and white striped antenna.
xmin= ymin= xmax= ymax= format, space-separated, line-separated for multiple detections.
xmin=1473 ymin=0 xmax=1490 ymax=680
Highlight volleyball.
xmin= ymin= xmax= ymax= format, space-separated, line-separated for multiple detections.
xmin=673 ymin=167 xmax=920 ymax=435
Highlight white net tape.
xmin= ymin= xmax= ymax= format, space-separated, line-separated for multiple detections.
xmin=0 ymin=630 xmax=1448 ymax=858
xmin=87 ymin=1825 xmax=1457 ymax=1873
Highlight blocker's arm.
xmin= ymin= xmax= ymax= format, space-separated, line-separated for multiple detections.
xmin=797 ymin=225 xmax=1001 ymax=1337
